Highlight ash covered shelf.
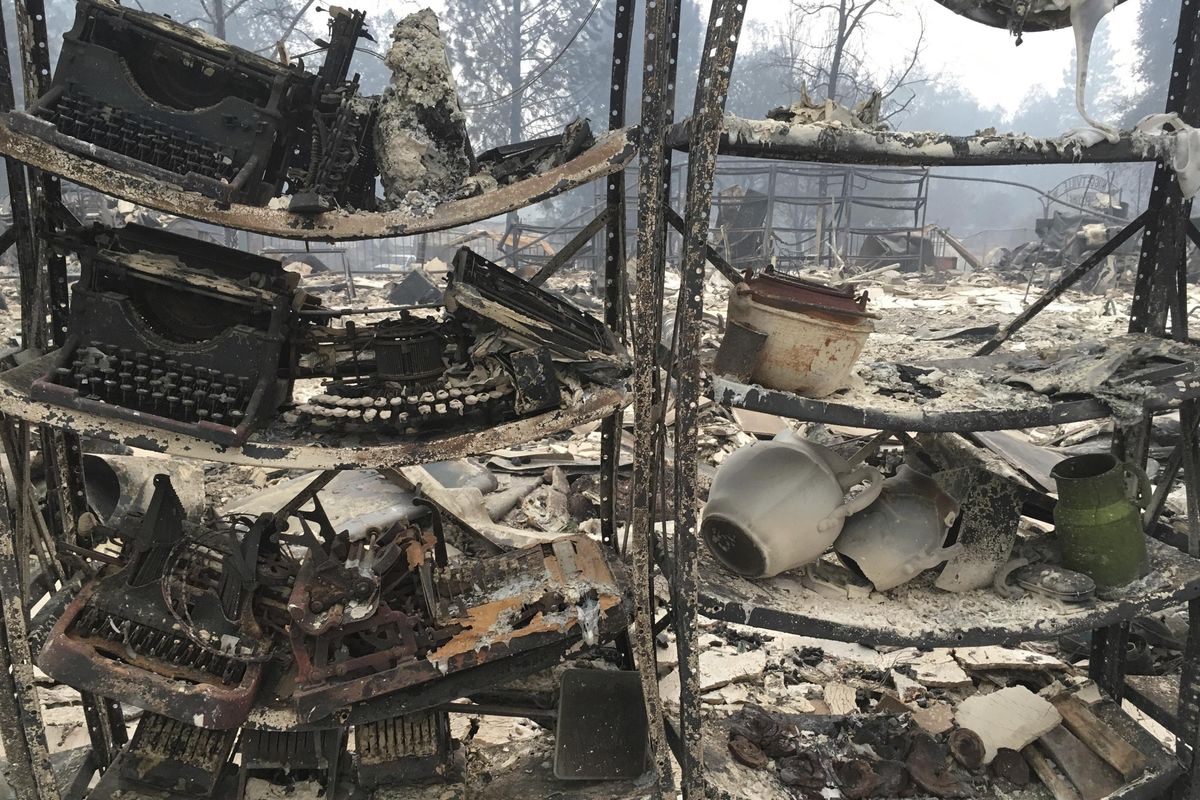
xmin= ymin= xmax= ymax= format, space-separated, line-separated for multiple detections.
xmin=0 ymin=354 xmax=625 ymax=470
xmin=695 ymin=537 xmax=1200 ymax=648
xmin=1124 ymin=674 xmax=1182 ymax=736
xmin=0 ymin=115 xmax=636 ymax=241
xmin=712 ymin=334 xmax=1200 ymax=433
xmin=666 ymin=114 xmax=1169 ymax=167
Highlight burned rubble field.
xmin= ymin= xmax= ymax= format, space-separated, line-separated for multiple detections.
xmin=4 ymin=0 xmax=1199 ymax=795
xmin=18 ymin=263 xmax=1190 ymax=800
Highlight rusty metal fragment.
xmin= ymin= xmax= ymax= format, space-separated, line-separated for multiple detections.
xmin=948 ymin=727 xmax=987 ymax=771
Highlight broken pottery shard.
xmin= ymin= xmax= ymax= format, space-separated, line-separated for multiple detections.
xmin=823 ymin=683 xmax=858 ymax=716
xmin=954 ymin=646 xmax=1067 ymax=672
xmin=908 ymin=650 xmax=973 ymax=689
xmin=375 ymin=9 xmax=475 ymax=212
xmin=954 ymin=686 xmax=1062 ymax=764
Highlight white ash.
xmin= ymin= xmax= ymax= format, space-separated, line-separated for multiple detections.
xmin=375 ymin=9 xmax=475 ymax=213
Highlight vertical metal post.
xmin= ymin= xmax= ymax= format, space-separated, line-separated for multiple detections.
xmin=600 ymin=0 xmax=635 ymax=555
xmin=1102 ymin=0 xmax=1200 ymax=717
xmin=600 ymin=0 xmax=637 ymax=676
xmin=765 ymin=163 xmax=777 ymax=262
xmin=0 ymin=457 xmax=61 ymax=800
xmin=630 ymin=0 xmax=679 ymax=792
xmin=671 ymin=1 xmax=745 ymax=796
xmin=0 ymin=0 xmax=45 ymax=351
xmin=10 ymin=0 xmax=127 ymax=772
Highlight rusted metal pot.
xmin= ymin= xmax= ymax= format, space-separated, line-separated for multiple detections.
xmin=1050 ymin=453 xmax=1150 ymax=590
xmin=726 ymin=269 xmax=874 ymax=398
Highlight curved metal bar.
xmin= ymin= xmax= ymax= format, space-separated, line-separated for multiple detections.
xmin=672 ymin=0 xmax=746 ymax=796
xmin=0 ymin=116 xmax=637 ymax=242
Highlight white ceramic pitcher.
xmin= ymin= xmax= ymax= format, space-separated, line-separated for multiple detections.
xmin=701 ymin=431 xmax=883 ymax=579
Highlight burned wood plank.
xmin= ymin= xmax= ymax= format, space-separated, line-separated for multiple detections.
xmin=1026 ymin=746 xmax=1083 ymax=800
xmin=1049 ymin=692 xmax=1148 ymax=781
xmin=1038 ymin=725 xmax=1123 ymax=800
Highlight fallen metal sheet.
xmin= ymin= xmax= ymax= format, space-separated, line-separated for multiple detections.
xmin=387 ymin=270 xmax=444 ymax=306
xmin=554 ymin=668 xmax=649 ymax=780
xmin=220 ymin=468 xmax=429 ymax=541
xmin=933 ymin=467 xmax=1023 ymax=593
xmin=969 ymin=431 xmax=1066 ymax=493
xmin=0 ymin=116 xmax=636 ymax=240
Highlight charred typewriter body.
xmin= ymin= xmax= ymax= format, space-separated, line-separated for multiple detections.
xmin=15 ymin=0 xmax=375 ymax=208
xmin=32 ymin=224 xmax=303 ymax=445
xmin=39 ymin=475 xmax=265 ymax=731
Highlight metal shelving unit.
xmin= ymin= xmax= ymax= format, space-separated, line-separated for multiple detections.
xmin=630 ymin=0 xmax=1200 ymax=797
xmin=0 ymin=0 xmax=641 ymax=796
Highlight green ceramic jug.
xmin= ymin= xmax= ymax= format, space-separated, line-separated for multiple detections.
xmin=1050 ymin=453 xmax=1150 ymax=590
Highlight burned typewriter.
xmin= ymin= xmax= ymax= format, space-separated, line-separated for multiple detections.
xmin=31 ymin=223 xmax=309 ymax=445
xmin=41 ymin=468 xmax=631 ymax=731
xmin=39 ymin=471 xmax=338 ymax=731
xmin=285 ymin=514 xmax=631 ymax=724
xmin=14 ymin=0 xmax=376 ymax=208
xmin=39 ymin=475 xmax=268 ymax=730
xmin=294 ymin=246 xmax=627 ymax=435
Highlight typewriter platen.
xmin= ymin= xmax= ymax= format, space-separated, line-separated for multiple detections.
xmin=32 ymin=223 xmax=309 ymax=446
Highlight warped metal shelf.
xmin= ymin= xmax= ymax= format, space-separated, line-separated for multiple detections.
xmin=695 ymin=538 xmax=1200 ymax=648
xmin=666 ymin=114 xmax=1168 ymax=167
xmin=0 ymin=354 xmax=626 ymax=470
xmin=0 ymin=115 xmax=637 ymax=241
xmin=711 ymin=337 xmax=1200 ymax=432
xmin=712 ymin=375 xmax=1120 ymax=432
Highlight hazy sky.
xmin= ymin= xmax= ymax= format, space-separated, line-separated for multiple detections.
xmin=338 ymin=0 xmax=1147 ymax=117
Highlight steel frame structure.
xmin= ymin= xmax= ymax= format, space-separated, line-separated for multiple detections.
xmin=633 ymin=1 xmax=1200 ymax=798
xmin=0 ymin=0 xmax=639 ymax=797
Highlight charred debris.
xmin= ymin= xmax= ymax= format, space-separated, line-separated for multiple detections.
xmin=0 ymin=0 xmax=1198 ymax=799
xmin=14 ymin=1 xmax=594 ymax=213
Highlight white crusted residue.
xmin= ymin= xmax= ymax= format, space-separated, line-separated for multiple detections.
xmin=1068 ymin=0 xmax=1120 ymax=142
xmin=1136 ymin=113 xmax=1200 ymax=198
